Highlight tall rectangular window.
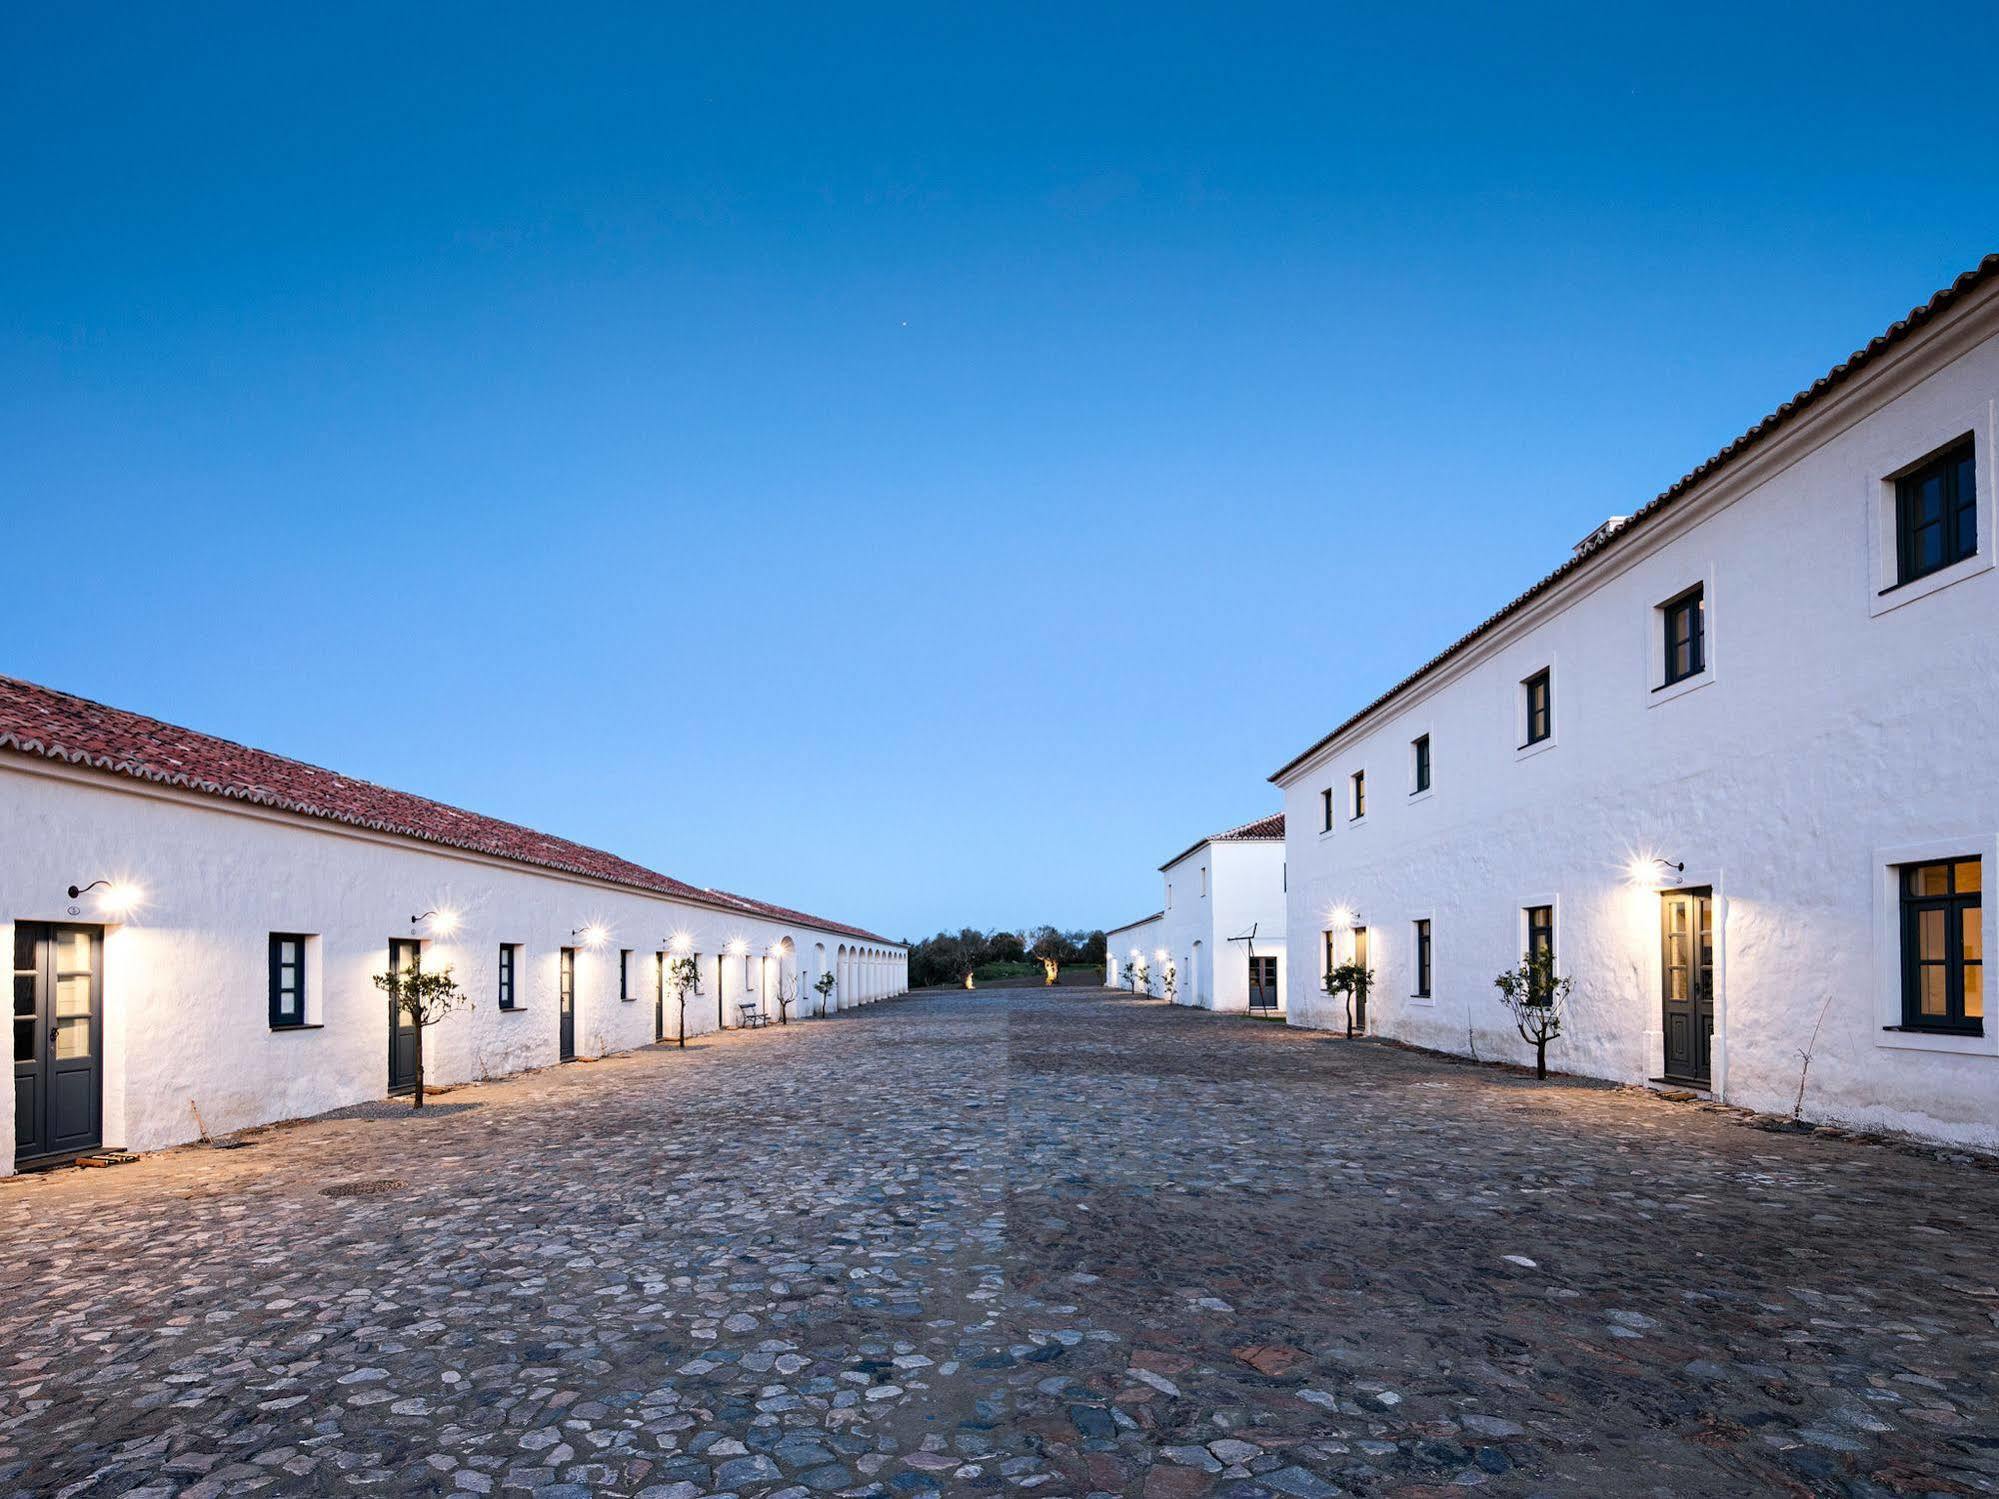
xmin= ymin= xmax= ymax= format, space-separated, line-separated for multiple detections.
xmin=1412 ymin=734 xmax=1431 ymax=793
xmin=1901 ymin=859 xmax=1983 ymax=1033
xmin=1321 ymin=787 xmax=1334 ymax=832
xmin=1662 ymin=586 xmax=1705 ymax=685
xmin=1896 ymin=438 xmax=1977 ymax=585
xmin=1350 ymin=769 xmax=1366 ymax=820
xmin=1523 ymin=670 xmax=1552 ymax=746
xmin=268 ymin=934 xmax=307 ymax=1028
xmin=1323 ymin=929 xmax=1337 ymax=980
xmin=620 ymin=949 xmax=634 ymax=1001
xmin=1524 ymin=904 xmax=1554 ymax=1004
xmin=1413 ymin=919 xmax=1432 ymax=997
xmin=498 ymin=944 xmax=518 ymax=1010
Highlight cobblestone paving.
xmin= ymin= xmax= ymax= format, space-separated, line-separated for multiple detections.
xmin=1 ymin=989 xmax=1994 ymax=1498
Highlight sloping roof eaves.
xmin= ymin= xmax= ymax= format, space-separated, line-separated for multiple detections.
xmin=1269 ymin=252 xmax=1999 ymax=785
xmin=1104 ymin=911 xmax=1165 ymax=938
xmin=1158 ymin=812 xmax=1287 ymax=872
xmin=0 ymin=673 xmax=894 ymax=942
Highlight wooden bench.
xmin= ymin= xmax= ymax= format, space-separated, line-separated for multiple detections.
xmin=736 ymin=1001 xmax=769 ymax=1029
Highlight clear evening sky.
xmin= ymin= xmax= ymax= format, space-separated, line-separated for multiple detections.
xmin=4 ymin=4 xmax=1995 ymax=940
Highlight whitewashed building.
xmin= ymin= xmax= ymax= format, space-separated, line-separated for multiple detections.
xmin=1274 ymin=255 xmax=1999 ymax=1152
xmin=1 ymin=675 xmax=906 ymax=1173
xmin=1103 ymin=911 xmax=1163 ymax=994
xmin=1104 ymin=814 xmax=1288 ymax=1013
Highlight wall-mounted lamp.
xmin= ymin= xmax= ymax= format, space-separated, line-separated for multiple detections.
xmin=412 ymin=908 xmax=460 ymax=936
xmin=726 ymin=937 xmax=750 ymax=957
xmin=1626 ymin=855 xmax=1686 ymax=889
xmin=1327 ymin=904 xmax=1355 ymax=932
xmin=67 ymin=879 xmax=142 ymax=916
xmin=572 ymin=923 xmax=610 ymax=948
xmin=667 ymin=932 xmax=694 ymax=955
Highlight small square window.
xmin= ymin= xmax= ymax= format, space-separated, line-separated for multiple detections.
xmin=1661 ymin=586 xmax=1705 ymax=686
xmin=269 ymin=933 xmax=308 ymax=1029
xmin=1412 ymin=734 xmax=1431 ymax=794
xmin=1896 ymin=438 xmax=1977 ymax=586
xmin=1350 ymin=769 xmax=1366 ymax=820
xmin=1522 ymin=671 xmax=1552 ymax=747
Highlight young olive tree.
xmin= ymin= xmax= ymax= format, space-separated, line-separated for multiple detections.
xmin=1130 ymin=958 xmax=1150 ymax=996
xmin=666 ymin=954 xmax=701 ymax=1048
xmin=813 ymin=969 xmax=837 ymax=1016
xmin=1160 ymin=962 xmax=1178 ymax=1004
xmin=371 ymin=964 xmax=469 ymax=1108
xmin=1493 ymin=947 xmax=1572 ymax=1080
xmin=1325 ymin=960 xmax=1373 ymax=1039
xmin=773 ymin=974 xmax=799 ymax=1026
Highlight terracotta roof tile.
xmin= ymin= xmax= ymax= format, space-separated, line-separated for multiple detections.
xmin=0 ymin=673 xmax=897 ymax=946
xmin=1157 ymin=811 xmax=1286 ymax=871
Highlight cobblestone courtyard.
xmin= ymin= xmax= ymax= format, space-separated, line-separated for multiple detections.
xmin=2 ymin=990 xmax=1994 ymax=1498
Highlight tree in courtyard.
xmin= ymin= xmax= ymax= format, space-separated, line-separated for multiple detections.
xmin=1325 ymin=960 xmax=1373 ymax=1039
xmin=371 ymin=963 xmax=469 ymax=1108
xmin=814 ymin=969 xmax=837 ymax=1016
xmin=666 ymin=954 xmax=701 ymax=1048
xmin=1130 ymin=957 xmax=1149 ymax=996
xmin=1493 ymin=947 xmax=1571 ymax=1080
xmin=772 ymin=974 xmax=799 ymax=1026
xmin=1160 ymin=962 xmax=1178 ymax=1004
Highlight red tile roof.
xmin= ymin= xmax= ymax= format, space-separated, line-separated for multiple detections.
xmin=1158 ymin=812 xmax=1286 ymax=871
xmin=0 ymin=673 xmax=898 ymax=947
xmin=1104 ymin=911 xmax=1165 ymax=937
xmin=1270 ymin=252 xmax=1999 ymax=784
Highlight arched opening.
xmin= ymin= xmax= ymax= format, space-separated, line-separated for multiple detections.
xmin=835 ymin=944 xmax=849 ymax=1014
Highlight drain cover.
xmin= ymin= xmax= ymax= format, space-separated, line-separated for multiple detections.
xmin=322 ymin=1178 xmax=405 ymax=1198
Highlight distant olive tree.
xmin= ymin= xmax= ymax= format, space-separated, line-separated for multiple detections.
xmin=372 ymin=964 xmax=469 ymax=1108
xmin=1494 ymin=948 xmax=1571 ymax=1080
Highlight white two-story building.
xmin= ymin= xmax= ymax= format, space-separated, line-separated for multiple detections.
xmin=1 ymin=674 xmax=906 ymax=1173
xmin=1104 ymin=814 xmax=1288 ymax=1013
xmin=1274 ymin=255 xmax=1999 ymax=1152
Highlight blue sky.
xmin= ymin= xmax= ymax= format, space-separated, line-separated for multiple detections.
xmin=4 ymin=4 xmax=1995 ymax=941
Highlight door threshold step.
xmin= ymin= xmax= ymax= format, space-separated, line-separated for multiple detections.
xmin=1646 ymin=1076 xmax=1714 ymax=1101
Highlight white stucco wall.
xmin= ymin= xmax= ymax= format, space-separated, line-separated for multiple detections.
xmin=1106 ymin=917 xmax=1164 ymax=995
xmin=1156 ymin=839 xmax=1288 ymax=1012
xmin=1278 ymin=286 xmax=1999 ymax=1151
xmin=1 ymin=758 xmax=904 ymax=1170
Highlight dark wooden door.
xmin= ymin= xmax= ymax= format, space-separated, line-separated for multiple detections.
xmin=13 ymin=923 xmax=104 ymax=1165
xmin=1661 ymin=889 xmax=1715 ymax=1085
xmin=387 ymin=939 xmax=420 ymax=1093
xmin=559 ymin=947 xmax=577 ymax=1060
xmin=1248 ymin=954 xmax=1278 ymax=1010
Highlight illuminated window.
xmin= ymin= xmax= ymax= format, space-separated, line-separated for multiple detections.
xmin=1524 ymin=905 xmax=1554 ymax=1004
xmin=1896 ymin=438 xmax=1977 ymax=586
xmin=1901 ymin=859 xmax=1983 ymax=1033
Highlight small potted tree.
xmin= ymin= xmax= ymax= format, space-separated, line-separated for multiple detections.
xmin=1325 ymin=960 xmax=1373 ymax=1039
xmin=1493 ymin=947 xmax=1571 ymax=1080
xmin=666 ymin=953 xmax=701 ymax=1048
xmin=372 ymin=963 xmax=469 ymax=1108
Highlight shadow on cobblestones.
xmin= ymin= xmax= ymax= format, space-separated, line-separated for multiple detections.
xmin=0 ymin=990 xmax=1992 ymax=1498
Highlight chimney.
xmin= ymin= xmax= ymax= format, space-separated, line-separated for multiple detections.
xmin=1573 ymin=515 xmax=1629 ymax=557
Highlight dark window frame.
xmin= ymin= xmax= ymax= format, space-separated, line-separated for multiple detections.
xmin=1893 ymin=437 xmax=1978 ymax=587
xmin=1524 ymin=904 xmax=1555 ymax=1005
xmin=1350 ymin=769 xmax=1366 ymax=820
xmin=1413 ymin=918 xmax=1432 ymax=997
xmin=1522 ymin=669 xmax=1552 ymax=747
xmin=1899 ymin=859 xmax=1983 ymax=1034
xmin=620 ymin=948 xmax=635 ymax=1002
xmin=498 ymin=943 xmax=518 ymax=1010
xmin=268 ymin=932 xmax=308 ymax=1029
xmin=1661 ymin=585 xmax=1706 ymax=686
xmin=1321 ymin=786 xmax=1334 ymax=832
xmin=1412 ymin=734 xmax=1431 ymax=794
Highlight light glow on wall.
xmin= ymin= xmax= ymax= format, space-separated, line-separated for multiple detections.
xmin=576 ymin=923 xmax=610 ymax=948
xmin=1327 ymin=904 xmax=1355 ymax=932
xmin=428 ymin=908 xmax=460 ymax=936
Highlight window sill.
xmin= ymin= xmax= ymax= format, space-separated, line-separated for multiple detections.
xmin=1876 ymin=1023 xmax=1994 ymax=1056
xmin=1870 ymin=549 xmax=1992 ymax=617
xmin=1649 ymin=670 xmax=1713 ymax=709
xmin=1347 ymin=815 xmax=1369 ymax=831
xmin=270 ymin=1022 xmax=324 ymax=1033
xmin=1515 ymin=737 xmax=1558 ymax=762
xmin=497 ymin=1005 xmax=528 ymax=1015
xmin=1317 ymin=826 xmax=1336 ymax=842
xmin=1408 ymin=786 xmax=1434 ymax=805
